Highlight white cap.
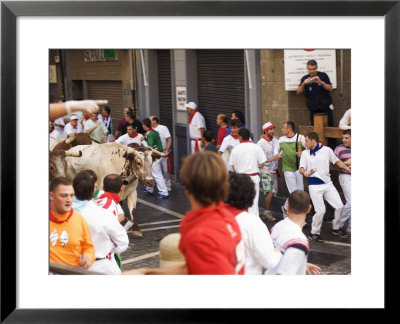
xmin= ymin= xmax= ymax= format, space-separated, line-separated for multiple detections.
xmin=185 ymin=102 xmax=197 ymax=110
xmin=69 ymin=114 xmax=79 ymax=120
xmin=262 ymin=122 xmax=275 ymax=132
xmin=159 ymin=233 xmax=186 ymax=269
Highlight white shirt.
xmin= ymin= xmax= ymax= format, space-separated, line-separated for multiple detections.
xmin=265 ymin=218 xmax=309 ymax=275
xmin=115 ymin=133 xmax=148 ymax=147
xmin=256 ymin=137 xmax=280 ymax=171
xmin=95 ymin=196 xmax=124 ymax=220
xmin=79 ymin=200 xmax=129 ymax=259
xmin=49 ymin=130 xmax=60 ymax=142
xmin=219 ymin=134 xmax=240 ymax=172
xmin=299 ymin=145 xmax=339 ymax=184
xmin=188 ymin=111 xmax=206 ymax=139
xmin=64 ymin=122 xmax=83 ymax=137
xmin=235 ymin=211 xmax=281 ymax=275
xmin=339 ymin=108 xmax=351 ymax=130
xmin=153 ymin=124 xmax=171 ymax=150
xmin=53 ymin=117 xmax=67 ymax=140
xmin=229 ymin=142 xmax=267 ymax=174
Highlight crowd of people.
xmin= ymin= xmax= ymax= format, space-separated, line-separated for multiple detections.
xmin=49 ymin=60 xmax=351 ymax=275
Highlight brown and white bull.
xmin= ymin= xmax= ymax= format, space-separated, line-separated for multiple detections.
xmin=49 ymin=142 xmax=168 ymax=237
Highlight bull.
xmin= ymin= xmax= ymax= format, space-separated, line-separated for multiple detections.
xmin=49 ymin=142 xmax=168 ymax=237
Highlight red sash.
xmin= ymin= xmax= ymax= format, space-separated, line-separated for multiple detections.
xmin=188 ymin=111 xmax=197 ymax=123
xmin=193 ymin=138 xmax=202 ymax=152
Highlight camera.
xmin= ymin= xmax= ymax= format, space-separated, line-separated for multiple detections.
xmin=309 ymin=77 xmax=315 ymax=83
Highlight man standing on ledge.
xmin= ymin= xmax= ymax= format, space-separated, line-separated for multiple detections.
xmin=297 ymin=59 xmax=334 ymax=127
xmin=186 ymin=102 xmax=206 ymax=154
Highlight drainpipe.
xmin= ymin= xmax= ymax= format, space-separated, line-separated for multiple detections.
xmin=340 ymin=49 xmax=343 ymax=97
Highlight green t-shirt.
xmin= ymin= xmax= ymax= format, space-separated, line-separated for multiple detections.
xmin=279 ymin=134 xmax=305 ymax=172
xmin=146 ymin=130 xmax=163 ymax=152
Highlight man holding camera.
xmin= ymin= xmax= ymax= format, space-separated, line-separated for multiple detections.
xmin=297 ymin=59 xmax=334 ymax=127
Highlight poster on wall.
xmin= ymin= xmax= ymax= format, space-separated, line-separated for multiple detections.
xmin=176 ymin=86 xmax=187 ymax=111
xmin=284 ymin=49 xmax=337 ymax=91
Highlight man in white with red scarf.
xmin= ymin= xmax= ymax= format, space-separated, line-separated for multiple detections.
xmin=186 ymin=102 xmax=206 ymax=154
xmin=64 ymin=114 xmax=83 ymax=138
xmin=115 ymin=124 xmax=148 ymax=147
xmin=72 ymin=171 xmax=128 ymax=275
xmin=257 ymin=122 xmax=281 ymax=221
xmin=218 ymin=119 xmax=242 ymax=171
xmin=229 ymin=128 xmax=267 ymax=217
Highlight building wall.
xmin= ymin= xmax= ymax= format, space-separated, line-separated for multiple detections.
xmin=66 ymin=49 xmax=134 ymax=107
xmin=260 ymin=49 xmax=351 ymax=137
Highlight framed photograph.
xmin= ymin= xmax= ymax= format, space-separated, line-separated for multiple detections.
xmin=1 ymin=0 xmax=397 ymax=321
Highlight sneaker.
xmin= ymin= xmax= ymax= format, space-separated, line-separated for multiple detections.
xmin=263 ymin=212 xmax=277 ymax=221
xmin=281 ymin=205 xmax=288 ymax=218
xmin=156 ymin=194 xmax=169 ymax=199
xmin=141 ymin=187 xmax=153 ymax=195
xmin=167 ymin=185 xmax=172 ymax=192
xmin=308 ymin=233 xmax=324 ymax=243
xmin=332 ymin=228 xmax=349 ymax=238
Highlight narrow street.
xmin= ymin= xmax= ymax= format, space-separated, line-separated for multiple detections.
xmin=121 ymin=181 xmax=351 ymax=275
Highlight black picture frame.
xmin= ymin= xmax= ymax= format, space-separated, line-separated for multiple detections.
xmin=1 ymin=0 xmax=397 ymax=321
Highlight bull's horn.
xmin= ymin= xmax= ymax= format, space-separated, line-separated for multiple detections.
xmin=65 ymin=135 xmax=76 ymax=144
xmin=65 ymin=150 xmax=82 ymax=157
xmin=89 ymin=135 xmax=102 ymax=144
xmin=123 ymin=147 xmax=141 ymax=158
xmin=151 ymin=149 xmax=169 ymax=157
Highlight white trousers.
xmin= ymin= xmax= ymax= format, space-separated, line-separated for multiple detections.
xmin=160 ymin=156 xmax=171 ymax=187
xmin=147 ymin=158 xmax=168 ymax=196
xmin=339 ymin=174 xmax=351 ymax=231
xmin=309 ymin=182 xmax=343 ymax=235
xmin=89 ymin=258 xmax=121 ymax=275
xmin=248 ymin=175 xmax=260 ymax=217
xmin=283 ymin=170 xmax=304 ymax=211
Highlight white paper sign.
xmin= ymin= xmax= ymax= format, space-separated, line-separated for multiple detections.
xmin=284 ymin=49 xmax=337 ymax=91
xmin=176 ymin=86 xmax=187 ymax=111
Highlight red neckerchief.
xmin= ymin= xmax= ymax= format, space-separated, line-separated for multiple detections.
xmin=84 ymin=115 xmax=90 ymax=121
xmin=146 ymin=128 xmax=155 ymax=133
xmin=188 ymin=111 xmax=197 ymax=123
xmin=128 ymin=132 xmax=138 ymax=138
xmin=240 ymin=140 xmax=252 ymax=143
xmin=230 ymin=133 xmax=239 ymax=139
xmin=98 ymin=192 xmax=121 ymax=204
xmin=49 ymin=129 xmax=54 ymax=134
xmin=49 ymin=208 xmax=74 ymax=224
xmin=103 ymin=113 xmax=109 ymax=118
xmin=262 ymin=136 xmax=272 ymax=142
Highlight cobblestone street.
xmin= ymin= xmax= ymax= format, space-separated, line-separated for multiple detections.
xmin=121 ymin=181 xmax=351 ymax=275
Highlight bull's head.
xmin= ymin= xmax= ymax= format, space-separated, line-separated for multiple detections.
xmin=49 ymin=150 xmax=81 ymax=181
xmin=122 ymin=148 xmax=154 ymax=187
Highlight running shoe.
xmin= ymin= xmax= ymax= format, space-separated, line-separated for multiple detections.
xmin=332 ymin=228 xmax=349 ymax=238
xmin=308 ymin=233 xmax=324 ymax=243
xmin=156 ymin=194 xmax=169 ymax=199
xmin=263 ymin=212 xmax=277 ymax=221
